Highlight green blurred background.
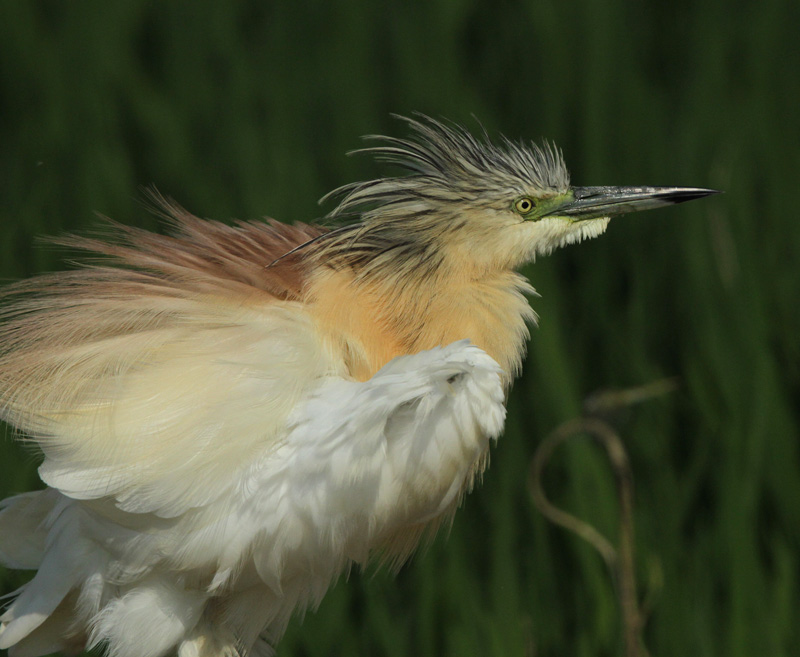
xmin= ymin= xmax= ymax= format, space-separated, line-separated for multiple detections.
xmin=1 ymin=1 xmax=798 ymax=656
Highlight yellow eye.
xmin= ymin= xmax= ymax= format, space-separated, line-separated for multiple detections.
xmin=514 ymin=197 xmax=535 ymax=214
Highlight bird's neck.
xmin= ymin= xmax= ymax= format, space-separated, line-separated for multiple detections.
xmin=305 ymin=262 xmax=535 ymax=384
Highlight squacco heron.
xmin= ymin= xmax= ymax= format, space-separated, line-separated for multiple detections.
xmin=0 ymin=116 xmax=716 ymax=657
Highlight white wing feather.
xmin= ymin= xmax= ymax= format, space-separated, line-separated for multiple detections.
xmin=5 ymin=300 xmax=335 ymax=518
xmin=0 ymin=340 xmax=505 ymax=657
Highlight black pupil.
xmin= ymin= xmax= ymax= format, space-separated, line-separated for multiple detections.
xmin=521 ymin=200 xmax=530 ymax=210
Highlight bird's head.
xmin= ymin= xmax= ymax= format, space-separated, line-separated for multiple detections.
xmin=316 ymin=115 xmax=717 ymax=279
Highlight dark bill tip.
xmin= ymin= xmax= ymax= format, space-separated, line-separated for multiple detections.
xmin=647 ymin=187 xmax=722 ymax=204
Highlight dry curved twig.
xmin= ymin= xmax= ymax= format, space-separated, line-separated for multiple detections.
xmin=529 ymin=378 xmax=676 ymax=657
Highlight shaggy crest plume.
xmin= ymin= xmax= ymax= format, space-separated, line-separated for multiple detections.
xmin=303 ymin=115 xmax=571 ymax=280
xmin=324 ymin=114 xmax=571 ymax=220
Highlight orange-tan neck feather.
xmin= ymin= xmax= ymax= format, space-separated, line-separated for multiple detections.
xmin=305 ymin=263 xmax=535 ymax=385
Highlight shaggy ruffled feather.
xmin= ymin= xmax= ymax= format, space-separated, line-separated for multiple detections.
xmin=0 ymin=116 xmax=627 ymax=657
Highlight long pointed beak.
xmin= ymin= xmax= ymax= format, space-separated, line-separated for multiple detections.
xmin=543 ymin=186 xmax=720 ymax=220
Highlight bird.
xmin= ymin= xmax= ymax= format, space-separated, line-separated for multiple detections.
xmin=0 ymin=115 xmax=717 ymax=657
